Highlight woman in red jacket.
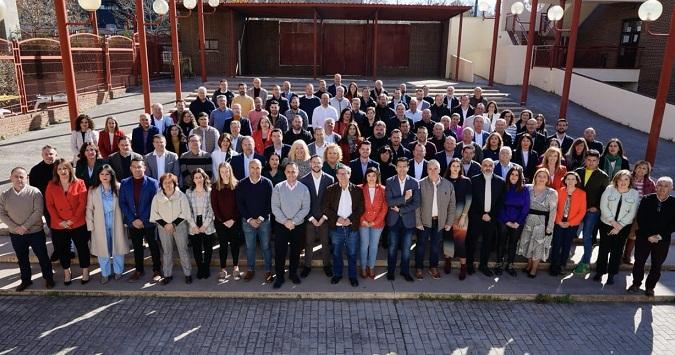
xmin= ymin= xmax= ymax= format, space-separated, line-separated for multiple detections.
xmin=45 ymin=158 xmax=91 ymax=285
xmin=549 ymin=171 xmax=587 ymax=276
xmin=98 ymin=116 xmax=125 ymax=159
xmin=358 ymin=167 xmax=387 ymax=279
xmin=252 ymin=116 xmax=273 ymax=155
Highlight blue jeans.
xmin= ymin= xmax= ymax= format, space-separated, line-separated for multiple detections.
xmin=359 ymin=227 xmax=383 ymax=270
xmin=550 ymin=224 xmax=579 ymax=272
xmin=416 ymin=221 xmax=442 ymax=268
xmin=242 ymin=219 xmax=272 ymax=272
xmin=331 ymin=227 xmax=359 ymax=279
xmin=387 ymin=219 xmax=413 ymax=276
xmin=580 ymin=211 xmax=600 ymax=264
xmin=98 ymin=225 xmax=125 ymax=277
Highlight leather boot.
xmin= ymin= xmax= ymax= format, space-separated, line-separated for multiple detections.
xmin=444 ymin=257 xmax=452 ymax=274
xmin=459 ymin=264 xmax=467 ymax=281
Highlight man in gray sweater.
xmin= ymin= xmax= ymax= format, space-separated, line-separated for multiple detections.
xmin=0 ymin=167 xmax=55 ymax=291
xmin=271 ymin=162 xmax=311 ymax=289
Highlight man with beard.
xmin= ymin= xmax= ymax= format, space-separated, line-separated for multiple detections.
xmin=285 ymin=96 xmax=309 ymax=130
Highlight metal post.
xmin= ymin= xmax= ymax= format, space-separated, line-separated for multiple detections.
xmin=645 ymin=5 xmax=675 ymax=165
xmin=229 ymin=10 xmax=236 ymax=77
xmin=136 ymin=0 xmax=152 ymax=113
xmin=558 ymin=0 xmax=581 ymax=119
xmin=488 ymin=0 xmax=502 ymax=86
xmin=373 ymin=10 xmax=379 ymax=79
xmin=90 ymin=11 xmax=99 ymax=36
xmin=520 ymin=0 xmax=538 ymax=105
xmin=313 ymin=9 xmax=317 ymax=80
xmin=455 ymin=12 xmax=463 ymax=81
xmin=169 ymin=0 xmax=182 ymax=102
xmin=103 ymin=36 xmax=112 ymax=92
xmin=197 ymin=0 xmax=207 ymax=82
xmin=11 ymin=40 xmax=28 ymax=114
xmin=54 ymin=0 xmax=80 ymax=129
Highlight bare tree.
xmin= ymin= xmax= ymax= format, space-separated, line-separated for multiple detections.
xmin=15 ymin=0 xmax=88 ymax=38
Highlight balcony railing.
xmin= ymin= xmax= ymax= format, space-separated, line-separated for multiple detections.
xmin=533 ymin=44 xmax=643 ymax=69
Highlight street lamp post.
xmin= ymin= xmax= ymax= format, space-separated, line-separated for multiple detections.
xmin=639 ymin=0 xmax=675 ymax=165
xmin=478 ymin=0 xmax=502 ymax=87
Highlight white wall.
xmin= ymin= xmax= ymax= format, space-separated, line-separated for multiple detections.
xmin=572 ymin=68 xmax=640 ymax=82
xmin=530 ymin=67 xmax=675 ymax=141
xmin=1 ymin=0 xmax=19 ymax=39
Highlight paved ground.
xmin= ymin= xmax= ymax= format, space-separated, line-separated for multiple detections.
xmin=0 ymin=295 xmax=671 ymax=354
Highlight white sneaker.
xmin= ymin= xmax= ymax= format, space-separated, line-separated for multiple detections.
xmin=233 ymin=266 xmax=241 ymax=281
xmin=218 ymin=269 xmax=228 ymax=281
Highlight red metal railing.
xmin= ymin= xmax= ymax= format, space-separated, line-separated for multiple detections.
xmin=504 ymin=12 xmax=553 ymax=45
xmin=533 ymin=44 xmax=644 ymax=69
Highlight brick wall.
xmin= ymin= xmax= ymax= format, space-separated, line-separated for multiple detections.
xmin=0 ymin=88 xmax=126 ymax=140
xmin=637 ymin=0 xmax=675 ymax=104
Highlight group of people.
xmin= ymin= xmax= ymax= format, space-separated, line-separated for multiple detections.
xmin=1 ymin=75 xmax=673 ymax=296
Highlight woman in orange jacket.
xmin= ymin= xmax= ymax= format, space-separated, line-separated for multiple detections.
xmin=549 ymin=171 xmax=587 ymax=276
xmin=45 ymin=158 xmax=91 ymax=285
xmin=358 ymin=167 xmax=387 ymax=279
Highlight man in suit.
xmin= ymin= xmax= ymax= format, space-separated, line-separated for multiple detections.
xmin=308 ymin=127 xmax=329 ymax=158
xmin=583 ymin=127 xmax=604 ymax=153
xmin=389 ymin=129 xmax=412 ymax=163
xmin=132 ymin=113 xmax=160 ymax=156
xmin=435 ymin=136 xmax=457 ymax=176
xmin=231 ymin=136 xmax=266 ymax=181
xmin=573 ymin=150 xmax=610 ymax=274
xmin=450 ymin=94 xmax=474 ymax=126
xmin=459 ymin=145 xmax=482 ymax=178
xmin=348 ymin=141 xmax=379 ymax=185
xmin=145 ymin=134 xmax=180 ymax=181
xmin=516 ymin=118 xmax=547 ymax=155
xmin=493 ymin=146 xmax=521 ymax=180
xmin=248 ymin=77 xmax=268 ymax=107
xmin=280 ymin=80 xmax=297 ymax=101
xmin=265 ymin=85 xmax=290 ymax=114
xmin=415 ymin=159 xmax=456 ymax=279
xmin=223 ymin=115 xmax=253 ymax=138
xmin=407 ymin=126 xmax=437 ymax=160
xmin=228 ymin=120 xmax=245 ymax=153
xmin=385 ymin=158 xmax=421 ymax=281
xmin=408 ymin=144 xmax=428 ymax=181
xmin=388 ymin=88 xmax=408 ymax=110
xmin=327 ymin=73 xmax=347 ymax=97
xmin=472 ymin=117 xmax=490 ymax=148
xmin=443 ymin=86 xmax=459 ymax=109
xmin=454 ymin=127 xmax=484 ymax=163
xmin=467 ymin=159 xmax=505 ymax=277
xmin=322 ymin=164 xmax=365 ymax=287
xmin=263 ymin=129 xmax=291 ymax=162
xmin=299 ymin=155 xmax=335 ymax=278
xmin=108 ymin=136 xmax=143 ymax=181
xmin=548 ymin=118 xmax=574 ymax=154
xmin=494 ymin=118 xmax=514 ymax=148
xmin=119 ymin=158 xmax=161 ymax=283
xmin=150 ymin=103 xmax=174 ymax=136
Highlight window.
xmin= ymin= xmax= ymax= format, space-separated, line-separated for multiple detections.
xmin=205 ymin=39 xmax=219 ymax=51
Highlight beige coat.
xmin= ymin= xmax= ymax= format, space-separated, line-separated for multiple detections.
xmin=86 ymin=185 xmax=130 ymax=257
xmin=415 ymin=177 xmax=456 ymax=231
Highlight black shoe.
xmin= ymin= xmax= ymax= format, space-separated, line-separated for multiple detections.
xmin=15 ymin=281 xmax=32 ymax=292
xmin=606 ymin=275 xmax=615 ymax=285
xmin=330 ymin=276 xmax=341 ymax=284
xmin=160 ymin=276 xmax=173 ymax=285
xmin=185 ymin=276 xmax=193 ymax=284
xmin=300 ymin=267 xmax=311 ymax=278
xmin=505 ymin=265 xmax=517 ymax=277
xmin=627 ymin=284 xmax=641 ymax=293
xmin=494 ymin=267 xmax=503 ymax=276
xmin=527 ymin=273 xmax=536 ymax=279
xmin=350 ymin=278 xmax=359 ymax=287
xmin=386 ymin=272 xmax=395 ymax=281
xmin=467 ymin=264 xmax=476 ymax=275
xmin=45 ymin=279 xmax=55 ymax=289
xmin=645 ymin=289 xmax=655 ymax=297
xmin=403 ymin=274 xmax=414 ymax=282
xmin=203 ymin=268 xmax=210 ymax=279
xmin=323 ymin=266 xmax=333 ymax=278
xmin=478 ymin=266 xmax=493 ymax=277
xmin=592 ymin=273 xmax=602 ymax=282
xmin=273 ymin=277 xmax=285 ymax=289
xmin=290 ymin=274 xmax=301 ymax=284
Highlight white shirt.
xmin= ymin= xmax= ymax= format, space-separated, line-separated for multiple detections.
xmin=499 ymin=162 xmax=512 ymax=179
xmin=474 ymin=131 xmax=485 ymax=147
xmin=405 ymin=109 xmax=422 ymax=123
xmin=431 ymin=178 xmax=440 ymax=217
xmin=484 ymin=173 xmax=493 ymax=213
xmin=522 ymin=151 xmax=529 ymax=168
xmin=329 ymin=97 xmax=351 ymax=113
xmin=285 ymin=180 xmax=298 ymax=191
xmin=152 ymin=115 xmax=173 ymax=134
xmin=324 ymin=133 xmax=339 ymax=144
xmin=243 ymin=153 xmax=254 ymax=178
xmin=368 ymin=187 xmax=376 ymax=204
xmin=312 ymin=105 xmax=338 ymax=129
xmin=314 ymin=142 xmax=327 ymax=158
xmin=398 ymin=176 xmax=407 ymax=196
xmin=414 ymin=160 xmax=425 ymax=180
xmin=153 ymin=150 xmax=166 ymax=178
xmin=336 ymin=186 xmax=352 ymax=224
xmin=312 ymin=174 xmax=322 ymax=196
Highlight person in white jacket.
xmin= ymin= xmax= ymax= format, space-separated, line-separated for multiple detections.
xmin=150 ymin=173 xmax=193 ymax=285
xmin=71 ymin=114 xmax=98 ymax=162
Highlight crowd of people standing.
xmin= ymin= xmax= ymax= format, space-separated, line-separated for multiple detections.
xmin=1 ymin=75 xmax=673 ymax=296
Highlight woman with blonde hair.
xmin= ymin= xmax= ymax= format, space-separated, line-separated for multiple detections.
xmin=98 ymin=116 xmax=125 ymax=159
xmin=321 ymin=143 xmax=343 ymax=179
xmin=538 ymin=147 xmax=567 ymax=191
xmin=283 ymin=140 xmax=312 ymax=177
xmin=211 ymin=162 xmax=243 ymax=281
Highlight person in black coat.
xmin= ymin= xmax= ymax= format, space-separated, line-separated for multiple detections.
xmin=467 ymin=159 xmax=505 ymax=276
xmin=376 ymin=145 xmax=397 ymax=183
xmin=547 ymin=118 xmax=574 ymax=154
xmin=348 ymin=141 xmax=379 ymax=185
xmin=511 ymin=134 xmax=539 ymax=183
xmin=515 ymin=118 xmax=546 ymax=157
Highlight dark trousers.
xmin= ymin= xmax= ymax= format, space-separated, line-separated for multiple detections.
xmin=497 ymin=222 xmax=522 ymax=265
xmin=632 ymin=237 xmax=669 ymax=290
xmin=190 ymin=233 xmax=214 ymax=273
xmin=416 ymin=220 xmax=442 ymax=268
xmin=274 ymin=222 xmax=304 ymax=278
xmin=215 ymin=222 xmax=242 ymax=268
xmin=550 ymin=224 xmax=579 ymax=272
xmin=596 ymin=222 xmax=630 ymax=275
xmin=51 ymin=225 xmax=91 ymax=269
xmin=10 ymin=231 xmax=54 ymax=283
xmin=467 ymin=215 xmax=497 ymax=268
xmin=304 ymin=222 xmax=331 ymax=268
xmin=129 ymin=226 xmax=161 ymax=273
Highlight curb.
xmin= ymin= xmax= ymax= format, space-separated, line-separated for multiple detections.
xmin=1 ymin=289 xmax=672 ymax=303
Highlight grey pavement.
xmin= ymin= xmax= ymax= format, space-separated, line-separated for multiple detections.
xmin=0 ymin=295 xmax=672 ymax=354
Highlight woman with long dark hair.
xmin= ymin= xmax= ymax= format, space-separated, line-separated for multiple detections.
xmin=338 ymin=122 xmax=363 ymax=164
xmin=496 ymin=166 xmax=530 ymax=277
xmin=187 ymin=168 xmax=217 ymax=279
xmin=444 ymin=158 xmax=472 ymax=280
xmin=600 ymin=138 xmax=630 ymax=179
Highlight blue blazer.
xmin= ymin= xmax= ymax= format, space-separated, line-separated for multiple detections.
xmin=384 ymin=175 xmax=420 ymax=228
xmin=435 ymin=151 xmax=455 ymax=176
xmin=119 ymin=175 xmax=159 ymax=228
xmin=131 ymin=125 xmax=160 ymax=156
xmin=348 ymin=158 xmax=379 ymax=185
xmin=231 ymin=153 xmax=266 ymax=181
